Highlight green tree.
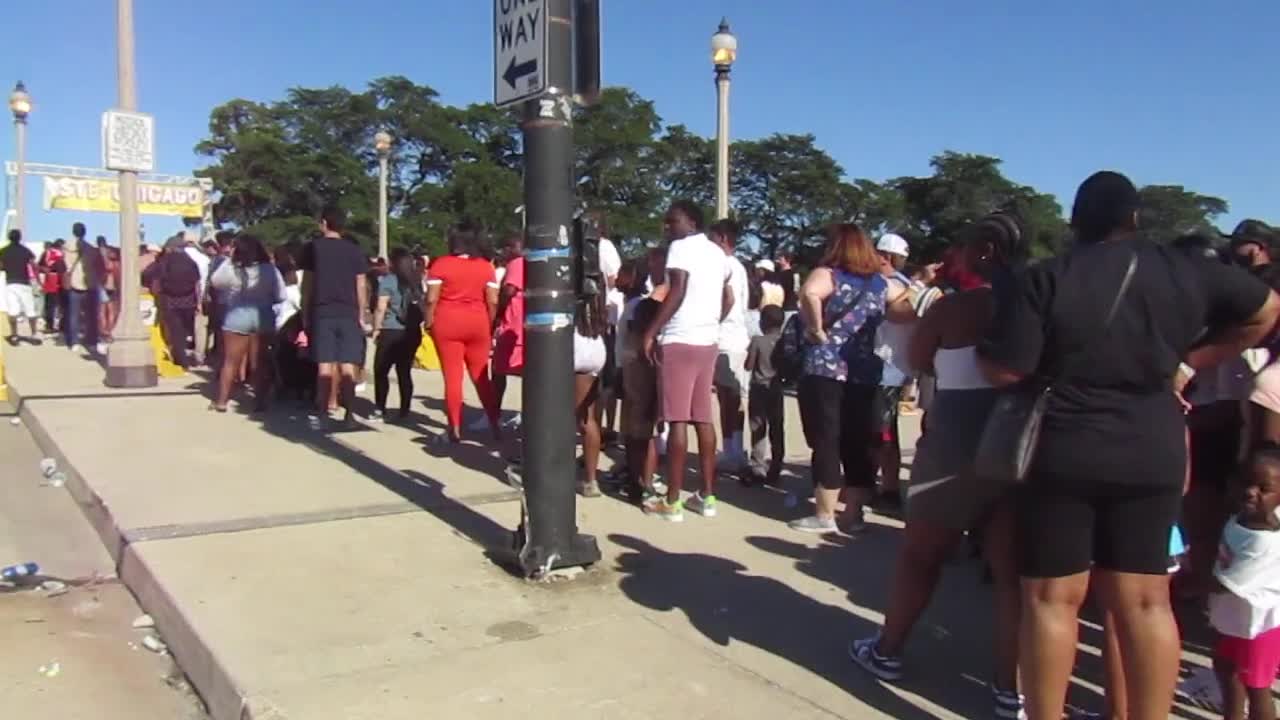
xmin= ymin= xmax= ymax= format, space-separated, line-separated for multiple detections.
xmin=574 ymin=88 xmax=665 ymax=245
xmin=195 ymin=77 xmax=524 ymax=252
xmin=1137 ymin=185 xmax=1229 ymax=243
xmin=890 ymin=152 xmax=1067 ymax=259
xmin=731 ymin=133 xmax=852 ymax=259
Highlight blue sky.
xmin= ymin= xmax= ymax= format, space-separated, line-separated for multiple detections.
xmin=2 ymin=0 xmax=1276 ymax=246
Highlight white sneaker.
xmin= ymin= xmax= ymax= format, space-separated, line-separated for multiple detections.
xmin=501 ymin=413 xmax=522 ymax=429
xmin=95 ymin=342 xmax=109 ymax=355
xmin=354 ymin=382 xmax=368 ymax=394
xmin=71 ymin=344 xmax=85 ymax=354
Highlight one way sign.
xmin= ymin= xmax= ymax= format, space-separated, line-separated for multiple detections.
xmin=494 ymin=0 xmax=549 ymax=108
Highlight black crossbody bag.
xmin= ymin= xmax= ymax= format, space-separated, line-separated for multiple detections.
xmin=973 ymin=252 xmax=1138 ymax=484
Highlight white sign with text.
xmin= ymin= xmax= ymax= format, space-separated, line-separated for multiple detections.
xmin=493 ymin=0 xmax=548 ymax=108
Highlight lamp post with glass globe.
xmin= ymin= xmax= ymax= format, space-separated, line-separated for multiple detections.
xmin=9 ymin=81 xmax=32 ymax=239
xmin=711 ymin=19 xmax=737 ymax=220
xmin=374 ymin=131 xmax=392 ymax=260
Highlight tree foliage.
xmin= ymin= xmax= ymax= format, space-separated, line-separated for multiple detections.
xmin=195 ymin=78 xmax=1233 ymax=262
xmin=1137 ymin=185 xmax=1229 ymax=243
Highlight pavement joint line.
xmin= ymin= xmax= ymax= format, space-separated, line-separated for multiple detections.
xmin=633 ymin=614 xmax=851 ymax=720
xmin=9 ymin=374 xmax=530 ymax=720
xmin=124 ymin=491 xmax=523 ymax=544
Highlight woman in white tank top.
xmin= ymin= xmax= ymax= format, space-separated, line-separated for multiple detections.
xmin=849 ymin=213 xmax=1027 ymax=717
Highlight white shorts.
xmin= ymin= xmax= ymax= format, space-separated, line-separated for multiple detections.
xmin=3 ymin=284 xmax=37 ymax=319
xmin=574 ymin=332 xmax=607 ymax=375
xmin=714 ymin=350 xmax=750 ymax=395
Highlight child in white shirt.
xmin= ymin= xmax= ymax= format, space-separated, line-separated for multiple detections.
xmin=1211 ymin=445 xmax=1280 ymax=720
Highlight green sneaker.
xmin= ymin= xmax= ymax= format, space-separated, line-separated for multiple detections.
xmin=686 ymin=493 xmax=718 ymax=518
xmin=643 ymin=496 xmax=685 ymax=522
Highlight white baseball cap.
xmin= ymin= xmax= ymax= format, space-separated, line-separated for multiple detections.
xmin=877 ymin=233 xmax=909 ymax=258
xmin=755 ymin=259 xmax=776 ymax=272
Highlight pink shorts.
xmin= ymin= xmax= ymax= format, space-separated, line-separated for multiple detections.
xmin=1217 ymin=626 xmax=1280 ymax=689
xmin=658 ymin=343 xmax=718 ymax=424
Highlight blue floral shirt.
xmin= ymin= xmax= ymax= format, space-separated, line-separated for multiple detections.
xmin=801 ymin=270 xmax=887 ymax=384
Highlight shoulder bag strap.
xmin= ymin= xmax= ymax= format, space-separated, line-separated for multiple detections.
xmin=1055 ymin=251 xmax=1138 ymax=382
xmin=820 ymin=271 xmax=871 ymax=331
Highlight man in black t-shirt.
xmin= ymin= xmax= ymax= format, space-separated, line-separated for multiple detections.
xmin=2 ymin=229 xmax=41 ymax=344
xmin=300 ymin=207 xmax=369 ymax=425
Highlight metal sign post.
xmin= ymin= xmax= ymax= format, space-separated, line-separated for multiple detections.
xmin=498 ymin=0 xmax=601 ymax=577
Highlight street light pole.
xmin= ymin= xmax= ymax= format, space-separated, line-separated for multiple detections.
xmin=711 ymin=19 xmax=737 ymax=220
xmin=104 ymin=0 xmax=156 ymax=388
xmin=9 ymin=82 xmax=31 ymax=240
xmin=374 ymin=131 xmax=392 ymax=260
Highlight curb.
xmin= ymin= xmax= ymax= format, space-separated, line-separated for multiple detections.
xmin=10 ymin=380 xmax=254 ymax=720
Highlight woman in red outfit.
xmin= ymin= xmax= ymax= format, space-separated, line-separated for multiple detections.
xmin=424 ymin=226 xmax=501 ymax=443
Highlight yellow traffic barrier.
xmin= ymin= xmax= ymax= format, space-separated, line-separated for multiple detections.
xmin=140 ymin=293 xmax=186 ymax=379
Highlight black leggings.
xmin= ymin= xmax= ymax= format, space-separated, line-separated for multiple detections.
xmin=797 ymin=376 xmax=877 ymax=491
xmin=373 ymin=328 xmax=420 ymax=413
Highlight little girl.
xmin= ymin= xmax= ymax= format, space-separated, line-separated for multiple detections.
xmin=1211 ymin=445 xmax=1280 ymax=720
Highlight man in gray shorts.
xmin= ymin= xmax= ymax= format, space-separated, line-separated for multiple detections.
xmin=300 ymin=207 xmax=370 ymax=427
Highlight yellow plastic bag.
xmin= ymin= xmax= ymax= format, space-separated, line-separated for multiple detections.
xmin=415 ymin=333 xmax=440 ymax=371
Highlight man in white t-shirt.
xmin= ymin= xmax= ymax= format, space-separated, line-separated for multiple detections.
xmin=642 ymin=201 xmax=731 ymax=522
xmin=710 ymin=220 xmax=751 ymax=472
xmin=594 ymin=216 xmax=625 ymax=434
xmin=872 ymin=233 xmax=916 ymax=504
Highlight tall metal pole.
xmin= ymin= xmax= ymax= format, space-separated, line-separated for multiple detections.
xmin=13 ymin=118 xmax=26 ymax=239
xmin=104 ymin=0 xmax=156 ymax=388
xmin=515 ymin=0 xmax=600 ymax=577
xmin=715 ymin=69 xmax=730 ymax=220
xmin=377 ymin=154 xmax=389 ymax=260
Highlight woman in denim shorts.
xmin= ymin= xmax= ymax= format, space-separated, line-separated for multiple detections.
xmin=209 ymin=234 xmax=286 ymax=412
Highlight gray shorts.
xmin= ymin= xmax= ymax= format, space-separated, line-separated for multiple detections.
xmin=907 ymin=388 xmax=1011 ymax=531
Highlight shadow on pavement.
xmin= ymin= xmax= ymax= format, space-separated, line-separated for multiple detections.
xmin=745 ymin=530 xmax=1028 ymax=718
xmin=248 ymin=409 xmax=518 ymax=566
xmin=610 ymin=532 xmax=945 ymax=720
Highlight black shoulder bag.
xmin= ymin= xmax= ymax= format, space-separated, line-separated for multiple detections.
xmin=973 ymin=252 xmax=1138 ymax=484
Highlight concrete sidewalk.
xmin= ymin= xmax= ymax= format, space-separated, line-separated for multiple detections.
xmin=3 ymin=344 xmax=1211 ymax=720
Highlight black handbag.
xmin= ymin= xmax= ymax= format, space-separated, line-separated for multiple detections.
xmin=973 ymin=252 xmax=1138 ymax=484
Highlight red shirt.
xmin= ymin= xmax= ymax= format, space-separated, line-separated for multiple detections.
xmin=428 ymin=255 xmax=496 ymax=318
xmin=40 ymin=248 xmax=64 ymax=293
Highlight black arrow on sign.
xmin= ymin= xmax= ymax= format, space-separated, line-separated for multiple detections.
xmin=503 ymin=56 xmax=538 ymax=90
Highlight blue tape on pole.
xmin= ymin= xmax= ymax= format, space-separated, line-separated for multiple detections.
xmin=525 ymin=312 xmax=574 ymax=330
xmin=526 ymin=247 xmax=572 ymax=262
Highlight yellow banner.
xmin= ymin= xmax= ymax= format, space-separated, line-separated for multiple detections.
xmin=42 ymin=176 xmax=205 ymax=217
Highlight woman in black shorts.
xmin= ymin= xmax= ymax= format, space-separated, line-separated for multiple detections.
xmin=979 ymin=171 xmax=1279 ymax=720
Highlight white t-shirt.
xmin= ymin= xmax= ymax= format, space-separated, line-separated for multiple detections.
xmin=659 ymin=233 xmax=729 ymax=347
xmin=599 ymin=237 xmax=622 ymax=286
xmin=718 ymin=256 xmax=750 ymax=354
xmin=1210 ymin=516 xmax=1280 ymax=639
xmin=875 ymin=274 xmax=913 ymax=387
xmin=606 ymin=288 xmax=625 ymax=329
xmin=276 ymin=283 xmax=303 ymax=330
xmin=184 ymin=246 xmax=211 ymax=298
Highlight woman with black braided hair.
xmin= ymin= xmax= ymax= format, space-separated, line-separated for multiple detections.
xmin=851 ymin=212 xmax=1028 ymax=720
xmin=980 ymin=171 xmax=1279 ymax=720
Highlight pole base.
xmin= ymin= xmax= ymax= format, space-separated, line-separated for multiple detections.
xmin=514 ymin=527 xmax=601 ymax=579
xmin=103 ymin=335 xmax=158 ymax=389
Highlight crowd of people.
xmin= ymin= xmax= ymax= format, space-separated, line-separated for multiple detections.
xmin=4 ymin=173 xmax=1280 ymax=720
